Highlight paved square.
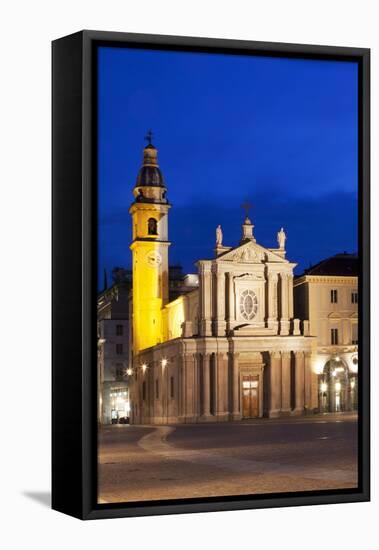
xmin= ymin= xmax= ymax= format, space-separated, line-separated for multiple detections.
xmin=98 ymin=413 xmax=358 ymax=504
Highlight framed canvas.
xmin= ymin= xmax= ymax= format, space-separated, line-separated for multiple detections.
xmin=52 ymin=30 xmax=370 ymax=520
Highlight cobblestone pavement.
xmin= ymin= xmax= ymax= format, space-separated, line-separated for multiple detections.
xmin=98 ymin=413 xmax=358 ymax=504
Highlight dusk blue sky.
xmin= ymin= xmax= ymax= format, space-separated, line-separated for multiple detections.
xmin=98 ymin=46 xmax=358 ymax=286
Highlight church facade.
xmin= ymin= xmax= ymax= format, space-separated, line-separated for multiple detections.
xmin=129 ymin=141 xmax=318 ymax=424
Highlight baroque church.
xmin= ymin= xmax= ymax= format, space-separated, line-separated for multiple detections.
xmin=129 ymin=140 xmax=318 ymax=424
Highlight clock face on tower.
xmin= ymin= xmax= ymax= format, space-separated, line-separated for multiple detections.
xmin=239 ymin=289 xmax=258 ymax=321
xmin=146 ymin=250 xmax=162 ymax=267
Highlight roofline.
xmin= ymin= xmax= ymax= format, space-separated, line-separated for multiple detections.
xmin=299 ymin=253 xmax=358 ymax=277
xmin=294 ymin=274 xmax=358 ymax=286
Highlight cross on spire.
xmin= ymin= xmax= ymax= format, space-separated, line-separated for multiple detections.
xmin=241 ymin=201 xmax=253 ymax=219
xmin=144 ymin=129 xmax=154 ymax=146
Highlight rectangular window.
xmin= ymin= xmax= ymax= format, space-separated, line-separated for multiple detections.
xmin=115 ymin=363 xmax=124 ymax=380
xmin=116 ymin=343 xmax=123 ymax=354
xmin=351 ymin=292 xmax=358 ymax=304
xmin=352 ymin=323 xmax=358 ymax=345
xmin=142 ymin=381 xmax=146 ymax=401
xmin=155 ymin=379 xmax=159 ymax=399
xmin=170 ymin=376 xmax=174 ymax=399
xmin=331 ymin=328 xmax=339 ymax=345
xmin=330 ymin=289 xmax=338 ymax=303
xmin=116 ymin=324 xmax=123 ymax=336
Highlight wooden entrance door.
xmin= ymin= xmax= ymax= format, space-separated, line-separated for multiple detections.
xmin=242 ymin=375 xmax=259 ymax=418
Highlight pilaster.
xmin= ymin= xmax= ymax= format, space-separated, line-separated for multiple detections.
xmin=287 ymin=273 xmax=294 ymax=320
xmin=267 ymin=272 xmax=279 ymax=331
xmin=280 ymin=273 xmax=290 ymax=336
xmin=214 ymin=267 xmax=226 ymax=336
xmin=226 ymin=272 xmax=235 ymax=331
xmin=199 ymin=262 xmax=212 ymax=336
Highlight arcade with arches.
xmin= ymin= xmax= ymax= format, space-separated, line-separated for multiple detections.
xmin=318 ymin=356 xmax=358 ymax=413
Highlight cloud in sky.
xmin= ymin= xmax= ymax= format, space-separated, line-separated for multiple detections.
xmin=99 ymin=190 xmax=357 ymax=279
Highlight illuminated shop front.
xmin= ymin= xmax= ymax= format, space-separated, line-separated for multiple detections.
xmin=318 ymin=355 xmax=358 ymax=413
xmin=110 ymin=386 xmax=130 ymax=423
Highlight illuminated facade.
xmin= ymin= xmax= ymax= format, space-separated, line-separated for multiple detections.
xmin=129 ymin=142 xmax=170 ymax=353
xmin=294 ymin=255 xmax=358 ymax=413
xmin=129 ymin=142 xmax=322 ymax=425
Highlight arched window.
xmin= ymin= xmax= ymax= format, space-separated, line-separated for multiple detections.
xmin=148 ymin=217 xmax=158 ymax=235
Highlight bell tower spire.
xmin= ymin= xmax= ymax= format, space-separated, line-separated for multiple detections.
xmin=129 ymin=135 xmax=171 ymax=354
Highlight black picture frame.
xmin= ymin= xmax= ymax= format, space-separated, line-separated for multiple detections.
xmin=52 ymin=30 xmax=370 ymax=520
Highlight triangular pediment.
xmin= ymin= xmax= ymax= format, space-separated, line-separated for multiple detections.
xmin=216 ymin=240 xmax=288 ymax=264
xmin=328 ymin=312 xmax=341 ymax=319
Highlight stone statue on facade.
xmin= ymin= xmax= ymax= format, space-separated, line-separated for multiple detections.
xmin=216 ymin=224 xmax=223 ymax=246
xmin=277 ymin=227 xmax=286 ymax=249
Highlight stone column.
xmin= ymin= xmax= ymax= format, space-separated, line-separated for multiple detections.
xmin=281 ymin=351 xmax=291 ymax=413
xmin=232 ymin=353 xmax=241 ymax=420
xmin=280 ymin=273 xmax=290 ymax=335
xmin=269 ymin=351 xmax=282 ymax=417
xmin=214 ymin=267 xmax=226 ymax=336
xmin=212 ymin=352 xmax=218 ymax=415
xmin=312 ymin=375 xmax=319 ymax=411
xmin=215 ymin=352 xmax=229 ymax=419
xmin=199 ymin=262 xmax=212 ymax=336
xmin=267 ymin=272 xmax=279 ymax=331
xmin=184 ymin=354 xmax=196 ymax=421
xmin=294 ymin=351 xmax=305 ymax=414
xmin=201 ymin=353 xmax=211 ymax=420
xmin=304 ymin=351 xmax=311 ymax=412
xmin=226 ymin=272 xmax=234 ymax=331
xmin=179 ymin=354 xmax=186 ymax=420
xmin=193 ymin=353 xmax=200 ymax=417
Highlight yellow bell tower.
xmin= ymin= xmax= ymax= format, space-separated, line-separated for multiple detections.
xmin=130 ymin=134 xmax=171 ymax=354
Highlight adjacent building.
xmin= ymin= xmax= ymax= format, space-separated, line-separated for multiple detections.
xmin=294 ymin=254 xmax=358 ymax=412
xmin=97 ymin=270 xmax=132 ymax=424
xmin=128 ymin=141 xmax=321 ymax=425
xmin=97 ymin=267 xmax=199 ymax=424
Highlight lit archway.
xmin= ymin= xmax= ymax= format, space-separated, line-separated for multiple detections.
xmin=319 ymin=357 xmax=356 ymax=413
